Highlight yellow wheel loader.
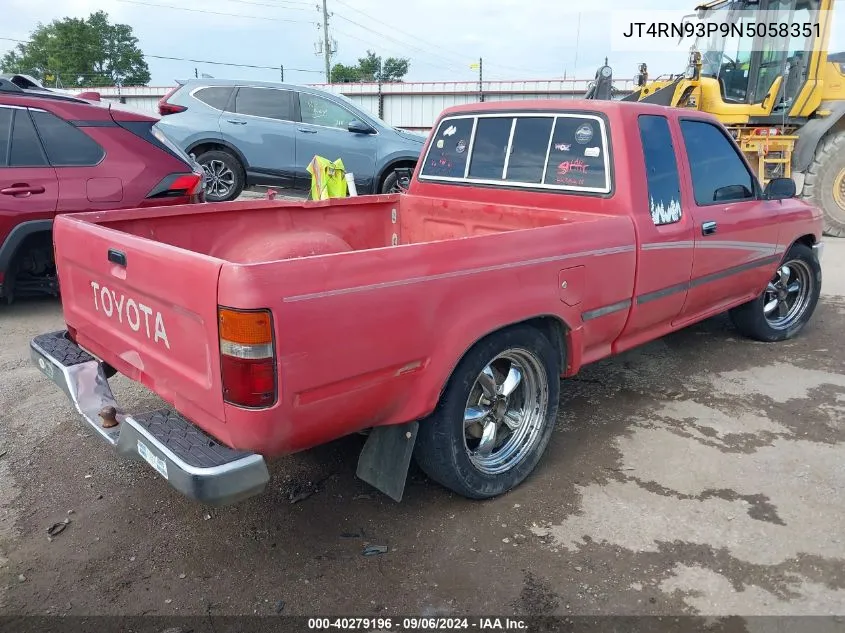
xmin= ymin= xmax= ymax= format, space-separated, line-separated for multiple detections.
xmin=590 ymin=0 xmax=845 ymax=237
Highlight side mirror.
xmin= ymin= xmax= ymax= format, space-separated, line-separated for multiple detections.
xmin=348 ymin=120 xmax=375 ymax=134
xmin=763 ymin=177 xmax=796 ymax=200
xmin=713 ymin=184 xmax=753 ymax=202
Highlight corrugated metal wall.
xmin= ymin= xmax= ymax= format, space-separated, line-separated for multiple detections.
xmin=82 ymin=79 xmax=635 ymax=131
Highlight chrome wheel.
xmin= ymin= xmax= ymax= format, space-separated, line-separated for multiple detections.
xmin=763 ymin=260 xmax=813 ymax=330
xmin=463 ymin=349 xmax=549 ymax=475
xmin=202 ymin=159 xmax=236 ymax=200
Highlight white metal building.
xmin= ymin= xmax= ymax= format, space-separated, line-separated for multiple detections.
xmin=85 ymin=79 xmax=635 ymax=132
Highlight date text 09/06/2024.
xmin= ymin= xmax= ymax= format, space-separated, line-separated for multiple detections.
xmin=307 ymin=617 xmax=528 ymax=630
xmin=622 ymin=21 xmax=821 ymax=39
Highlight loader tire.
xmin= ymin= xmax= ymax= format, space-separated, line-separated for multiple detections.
xmin=801 ymin=129 xmax=845 ymax=238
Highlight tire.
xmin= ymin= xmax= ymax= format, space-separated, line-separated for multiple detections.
xmin=728 ymin=242 xmax=821 ymax=342
xmin=380 ymin=168 xmax=412 ymax=194
xmin=196 ymin=150 xmax=245 ymax=202
xmin=801 ymin=129 xmax=845 ymax=238
xmin=414 ymin=325 xmax=561 ymax=499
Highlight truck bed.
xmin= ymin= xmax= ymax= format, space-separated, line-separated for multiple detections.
xmin=52 ymin=193 xmax=633 ymax=456
xmin=84 ymin=193 xmax=591 ymax=263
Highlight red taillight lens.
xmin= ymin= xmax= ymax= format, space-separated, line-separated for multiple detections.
xmin=157 ymin=86 xmax=186 ymax=116
xmin=169 ymin=174 xmax=203 ymax=195
xmin=220 ymin=356 xmax=276 ymax=408
xmin=146 ymin=172 xmax=204 ymax=200
xmin=219 ymin=307 xmax=276 ymax=408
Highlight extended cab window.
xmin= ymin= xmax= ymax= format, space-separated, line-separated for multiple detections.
xmin=542 ymin=117 xmax=607 ymax=190
xmin=30 ymin=110 xmax=105 ymax=167
xmin=420 ymin=117 xmax=474 ymax=179
xmin=680 ymin=119 xmax=756 ymax=204
xmin=421 ymin=112 xmax=610 ymax=194
xmin=233 ymin=87 xmax=295 ymax=121
xmin=506 ymin=117 xmax=554 ymax=184
xmin=468 ymin=117 xmax=512 ymax=180
xmin=8 ymin=109 xmax=47 ymax=167
xmin=638 ymin=115 xmax=682 ymax=225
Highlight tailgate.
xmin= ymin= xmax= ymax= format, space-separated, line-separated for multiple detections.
xmin=53 ymin=215 xmax=226 ymax=421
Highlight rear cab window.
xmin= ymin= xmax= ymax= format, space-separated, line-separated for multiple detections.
xmin=419 ymin=110 xmax=611 ymax=195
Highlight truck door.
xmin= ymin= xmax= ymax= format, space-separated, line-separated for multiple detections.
xmin=615 ymin=113 xmax=695 ymax=353
xmin=673 ymin=118 xmax=781 ymax=324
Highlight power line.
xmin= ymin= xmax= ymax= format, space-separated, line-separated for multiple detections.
xmin=330 ymin=28 xmax=458 ymax=74
xmin=0 ymin=36 xmax=323 ymax=74
xmin=215 ymin=0 xmax=313 ymax=11
xmin=116 ymin=0 xmax=317 ymax=24
xmin=331 ymin=13 xmax=458 ymax=69
xmin=331 ymin=0 xmax=539 ymax=75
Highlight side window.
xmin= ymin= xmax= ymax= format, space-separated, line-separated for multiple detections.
xmin=9 ymin=109 xmax=47 ymax=167
xmin=419 ymin=117 xmax=474 ymax=179
xmin=234 ymin=87 xmax=295 ymax=121
xmin=298 ymin=93 xmax=359 ymax=130
xmin=194 ymin=86 xmax=234 ymax=111
xmin=504 ymin=117 xmax=554 ymax=184
xmin=638 ymin=115 xmax=682 ymax=226
xmin=680 ymin=120 xmax=755 ymax=205
xmin=468 ymin=117 xmax=513 ymax=180
xmin=0 ymin=108 xmax=11 ymax=166
xmin=542 ymin=117 xmax=608 ymax=191
xmin=30 ymin=110 xmax=105 ymax=167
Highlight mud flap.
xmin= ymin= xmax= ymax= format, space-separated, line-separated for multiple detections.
xmin=355 ymin=420 xmax=419 ymax=502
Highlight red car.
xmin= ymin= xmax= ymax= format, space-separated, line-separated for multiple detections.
xmin=0 ymin=75 xmax=204 ymax=302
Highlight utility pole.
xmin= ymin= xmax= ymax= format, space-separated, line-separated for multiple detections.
xmin=479 ymin=57 xmax=483 ymax=102
xmin=280 ymin=65 xmax=284 ymax=82
xmin=194 ymin=67 xmax=198 ymax=78
xmin=322 ymin=0 xmax=331 ymax=82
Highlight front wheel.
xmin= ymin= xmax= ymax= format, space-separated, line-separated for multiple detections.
xmin=380 ymin=168 xmax=412 ymax=194
xmin=414 ymin=325 xmax=561 ymax=499
xmin=728 ymin=242 xmax=821 ymax=342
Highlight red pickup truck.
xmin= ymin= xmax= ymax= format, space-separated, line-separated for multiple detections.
xmin=30 ymin=99 xmax=823 ymax=506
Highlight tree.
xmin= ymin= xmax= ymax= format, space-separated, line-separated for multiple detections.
xmin=330 ymin=50 xmax=409 ymax=83
xmin=0 ymin=11 xmax=150 ymax=88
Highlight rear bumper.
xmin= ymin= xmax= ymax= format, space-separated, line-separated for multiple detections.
xmin=30 ymin=330 xmax=269 ymax=506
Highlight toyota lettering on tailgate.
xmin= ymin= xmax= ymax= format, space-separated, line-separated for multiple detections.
xmin=90 ymin=281 xmax=171 ymax=349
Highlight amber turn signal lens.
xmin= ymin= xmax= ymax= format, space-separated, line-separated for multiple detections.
xmin=218 ymin=308 xmax=273 ymax=345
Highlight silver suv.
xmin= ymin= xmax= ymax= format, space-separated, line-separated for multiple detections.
xmin=155 ymin=78 xmax=426 ymax=201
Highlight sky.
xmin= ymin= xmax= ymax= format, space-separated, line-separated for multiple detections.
xmin=1 ymin=0 xmax=842 ymax=88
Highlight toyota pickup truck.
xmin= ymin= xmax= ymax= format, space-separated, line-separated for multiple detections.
xmin=30 ymin=99 xmax=823 ymax=506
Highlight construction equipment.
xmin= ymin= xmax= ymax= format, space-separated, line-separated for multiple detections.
xmin=588 ymin=0 xmax=845 ymax=237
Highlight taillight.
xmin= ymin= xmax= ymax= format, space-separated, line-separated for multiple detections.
xmin=158 ymin=86 xmax=186 ymax=115
xmin=146 ymin=172 xmax=203 ymax=200
xmin=218 ymin=307 xmax=277 ymax=408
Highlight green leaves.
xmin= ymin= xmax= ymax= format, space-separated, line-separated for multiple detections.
xmin=330 ymin=50 xmax=410 ymax=83
xmin=0 ymin=11 xmax=150 ymax=88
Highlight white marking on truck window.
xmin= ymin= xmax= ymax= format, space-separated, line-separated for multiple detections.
xmin=89 ymin=280 xmax=171 ymax=350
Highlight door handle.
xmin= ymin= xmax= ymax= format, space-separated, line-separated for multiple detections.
xmin=298 ymin=129 xmax=318 ymax=134
xmin=0 ymin=184 xmax=46 ymax=197
xmin=225 ymin=119 xmax=247 ymax=125
xmin=701 ymin=221 xmax=717 ymax=236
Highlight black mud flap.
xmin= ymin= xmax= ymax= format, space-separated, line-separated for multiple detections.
xmin=356 ymin=420 xmax=419 ymax=502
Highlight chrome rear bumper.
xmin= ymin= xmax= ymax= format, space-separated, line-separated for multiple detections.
xmin=30 ymin=331 xmax=269 ymax=506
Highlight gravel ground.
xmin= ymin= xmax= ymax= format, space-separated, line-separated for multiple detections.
xmin=0 ymin=236 xmax=843 ymax=621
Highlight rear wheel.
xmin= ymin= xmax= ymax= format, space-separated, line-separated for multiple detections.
xmin=196 ymin=150 xmax=245 ymax=202
xmin=414 ymin=325 xmax=560 ymax=499
xmin=728 ymin=242 xmax=821 ymax=342
xmin=801 ymin=129 xmax=845 ymax=238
